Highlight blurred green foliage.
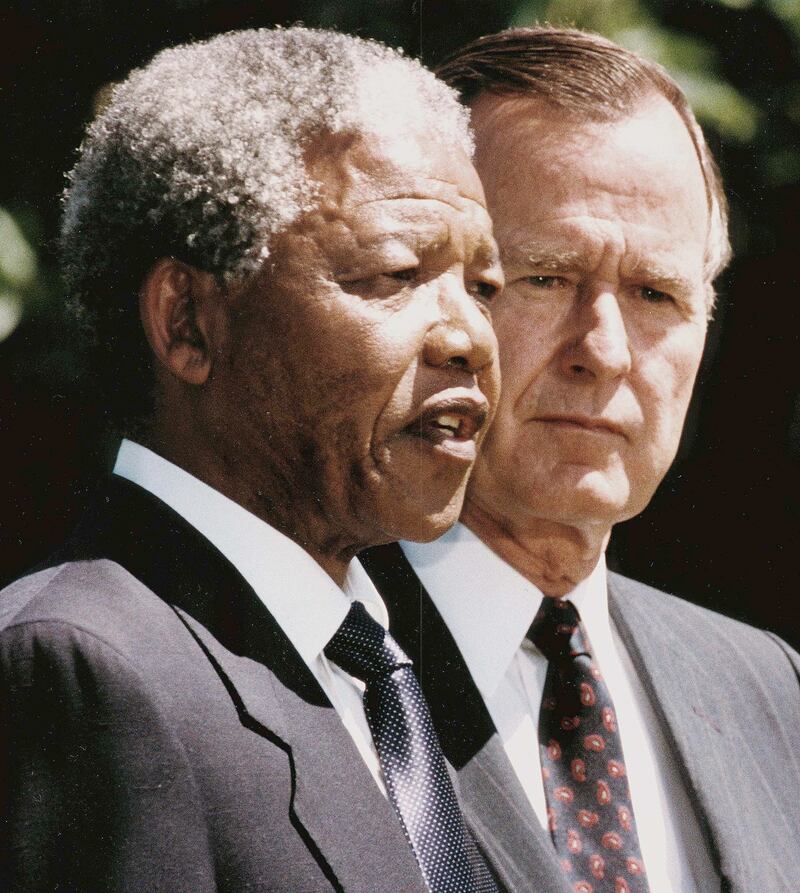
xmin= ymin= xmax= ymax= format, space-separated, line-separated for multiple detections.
xmin=0 ymin=208 xmax=36 ymax=341
xmin=511 ymin=0 xmax=770 ymax=144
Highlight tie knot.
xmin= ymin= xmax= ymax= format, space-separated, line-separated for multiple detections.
xmin=324 ymin=601 xmax=412 ymax=685
xmin=527 ymin=597 xmax=587 ymax=662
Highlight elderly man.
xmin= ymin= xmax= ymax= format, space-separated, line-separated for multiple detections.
xmin=0 ymin=28 xmax=507 ymax=893
xmin=364 ymin=27 xmax=800 ymax=893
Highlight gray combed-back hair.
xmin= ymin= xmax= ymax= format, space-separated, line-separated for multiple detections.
xmin=60 ymin=26 xmax=472 ymax=433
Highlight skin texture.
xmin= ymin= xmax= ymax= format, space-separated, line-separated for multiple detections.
xmin=141 ymin=128 xmax=502 ymax=584
xmin=462 ymin=94 xmax=710 ymax=595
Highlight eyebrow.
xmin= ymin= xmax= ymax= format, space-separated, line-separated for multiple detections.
xmin=500 ymin=244 xmax=585 ymax=271
xmin=625 ymin=262 xmax=697 ymax=297
xmin=502 ymin=244 xmax=697 ymax=296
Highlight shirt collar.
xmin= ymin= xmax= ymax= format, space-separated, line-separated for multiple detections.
xmin=113 ymin=439 xmax=387 ymax=672
xmin=401 ymin=522 xmax=607 ymax=699
xmin=562 ymin=550 xmax=609 ymax=648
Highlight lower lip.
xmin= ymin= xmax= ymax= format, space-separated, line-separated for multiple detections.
xmin=402 ymin=430 xmax=478 ymax=464
xmin=538 ymin=419 xmax=622 ymax=437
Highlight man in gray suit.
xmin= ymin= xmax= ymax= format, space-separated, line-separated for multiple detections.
xmin=364 ymin=28 xmax=800 ymax=893
xmin=0 ymin=27 xmax=508 ymax=892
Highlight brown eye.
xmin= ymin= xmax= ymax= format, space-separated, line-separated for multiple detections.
xmin=640 ymin=286 xmax=673 ymax=304
xmin=470 ymin=280 xmax=498 ymax=302
xmin=524 ymin=275 xmax=564 ymax=289
xmin=387 ymin=268 xmax=418 ymax=282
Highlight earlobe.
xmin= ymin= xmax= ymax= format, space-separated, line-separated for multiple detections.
xmin=139 ymin=258 xmax=215 ymax=386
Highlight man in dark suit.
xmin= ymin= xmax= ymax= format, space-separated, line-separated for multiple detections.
xmin=0 ymin=27 xmax=508 ymax=892
xmin=364 ymin=28 xmax=800 ymax=893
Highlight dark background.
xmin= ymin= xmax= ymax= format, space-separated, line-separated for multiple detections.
xmin=1 ymin=0 xmax=798 ymax=645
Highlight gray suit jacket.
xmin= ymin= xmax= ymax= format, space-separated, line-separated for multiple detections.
xmin=361 ymin=543 xmax=800 ymax=893
xmin=0 ymin=479 xmax=498 ymax=893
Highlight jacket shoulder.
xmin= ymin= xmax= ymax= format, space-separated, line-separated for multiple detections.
xmin=608 ymin=570 xmax=800 ymax=682
xmin=0 ymin=559 xmax=181 ymax=649
xmin=0 ymin=559 xmax=212 ymax=725
xmin=0 ymin=561 xmax=218 ymax=893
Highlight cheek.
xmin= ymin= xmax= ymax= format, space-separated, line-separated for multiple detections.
xmin=309 ymin=311 xmax=416 ymax=416
xmin=637 ymin=334 xmax=704 ymax=458
xmin=376 ymin=361 xmax=420 ymax=430
xmin=492 ymin=291 xmax=564 ymax=395
xmin=327 ymin=317 xmax=431 ymax=442
xmin=481 ymin=359 xmax=502 ymax=425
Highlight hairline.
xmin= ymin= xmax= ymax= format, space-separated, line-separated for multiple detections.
xmin=60 ymin=26 xmax=474 ymax=436
xmin=435 ymin=27 xmax=730 ymax=314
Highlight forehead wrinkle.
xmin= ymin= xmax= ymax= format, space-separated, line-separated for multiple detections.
xmin=348 ymin=214 xmax=451 ymax=251
xmin=346 ymin=200 xmax=495 ymax=257
xmin=347 ymin=190 xmax=487 ymax=215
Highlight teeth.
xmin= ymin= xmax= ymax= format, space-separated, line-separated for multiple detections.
xmin=435 ymin=414 xmax=461 ymax=434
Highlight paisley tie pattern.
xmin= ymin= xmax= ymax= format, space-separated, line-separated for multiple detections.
xmin=529 ymin=597 xmax=650 ymax=893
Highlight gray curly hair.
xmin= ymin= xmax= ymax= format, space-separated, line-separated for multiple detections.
xmin=60 ymin=26 xmax=473 ymax=434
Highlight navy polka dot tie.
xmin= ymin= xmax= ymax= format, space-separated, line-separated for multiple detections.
xmin=529 ymin=598 xmax=649 ymax=893
xmin=325 ymin=601 xmax=498 ymax=893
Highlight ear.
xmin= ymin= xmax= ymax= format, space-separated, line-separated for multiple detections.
xmin=139 ymin=258 xmax=221 ymax=386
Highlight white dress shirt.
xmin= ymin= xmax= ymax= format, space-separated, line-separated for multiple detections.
xmin=402 ymin=523 xmax=718 ymax=893
xmin=114 ymin=438 xmax=387 ymax=793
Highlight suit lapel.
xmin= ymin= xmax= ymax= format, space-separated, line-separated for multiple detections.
xmin=361 ymin=544 xmax=571 ymax=893
xmin=174 ymin=605 xmax=425 ymax=893
xmin=56 ymin=478 xmax=426 ymax=893
xmin=608 ymin=574 xmax=748 ymax=892
xmin=362 ymin=546 xmax=785 ymax=893
xmin=456 ymin=735 xmax=575 ymax=893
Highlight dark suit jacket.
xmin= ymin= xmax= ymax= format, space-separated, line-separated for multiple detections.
xmin=361 ymin=543 xmax=800 ymax=893
xmin=0 ymin=478 xmax=459 ymax=893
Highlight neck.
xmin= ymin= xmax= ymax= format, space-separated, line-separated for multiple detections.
xmin=460 ymin=498 xmax=610 ymax=597
xmin=141 ymin=427 xmax=356 ymax=587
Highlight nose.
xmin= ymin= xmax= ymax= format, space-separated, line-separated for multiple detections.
xmin=422 ymin=274 xmax=497 ymax=374
xmin=561 ymin=288 xmax=631 ymax=381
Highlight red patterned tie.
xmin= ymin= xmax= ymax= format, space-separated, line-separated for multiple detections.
xmin=528 ymin=597 xmax=649 ymax=893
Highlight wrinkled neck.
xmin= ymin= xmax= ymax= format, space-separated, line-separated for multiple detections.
xmin=461 ymin=497 xmax=610 ymax=597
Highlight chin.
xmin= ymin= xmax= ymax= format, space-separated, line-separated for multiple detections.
xmin=533 ymin=481 xmax=629 ymax=530
xmin=372 ymin=488 xmax=465 ymax=544
xmin=404 ymin=512 xmax=459 ymax=543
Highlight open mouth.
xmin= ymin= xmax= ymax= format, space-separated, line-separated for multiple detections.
xmin=405 ymin=398 xmax=489 ymax=450
xmin=424 ymin=412 xmax=480 ymax=441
